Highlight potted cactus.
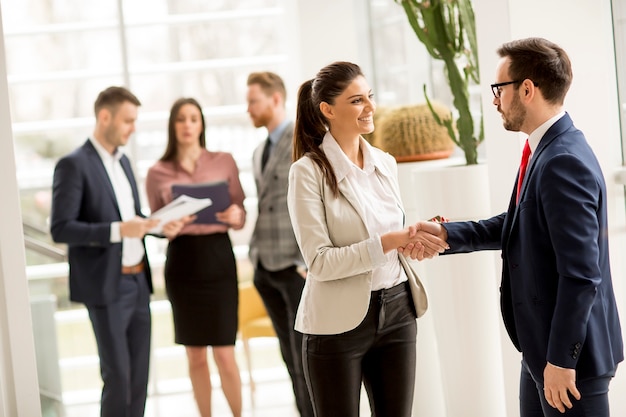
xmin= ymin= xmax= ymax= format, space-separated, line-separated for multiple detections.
xmin=394 ymin=0 xmax=483 ymax=165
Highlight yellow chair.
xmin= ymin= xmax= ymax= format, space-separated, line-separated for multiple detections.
xmin=238 ymin=281 xmax=276 ymax=404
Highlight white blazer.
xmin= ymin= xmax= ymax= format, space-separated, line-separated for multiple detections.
xmin=287 ymin=138 xmax=428 ymax=335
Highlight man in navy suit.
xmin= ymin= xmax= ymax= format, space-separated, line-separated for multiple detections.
xmin=51 ymin=86 xmax=188 ymax=417
xmin=408 ymin=38 xmax=623 ymax=416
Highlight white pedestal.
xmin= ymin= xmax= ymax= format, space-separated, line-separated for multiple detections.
xmin=399 ymin=159 xmax=507 ymax=417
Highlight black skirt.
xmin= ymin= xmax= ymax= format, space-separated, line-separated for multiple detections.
xmin=164 ymin=233 xmax=238 ymax=346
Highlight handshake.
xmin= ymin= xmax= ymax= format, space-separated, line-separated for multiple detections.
xmin=383 ymin=216 xmax=450 ymax=261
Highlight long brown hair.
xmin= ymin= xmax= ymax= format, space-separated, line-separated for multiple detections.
xmin=159 ymin=97 xmax=206 ymax=162
xmin=293 ymin=61 xmax=364 ymax=197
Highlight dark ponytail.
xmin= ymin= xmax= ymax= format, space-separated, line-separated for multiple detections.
xmin=293 ymin=62 xmax=363 ymax=197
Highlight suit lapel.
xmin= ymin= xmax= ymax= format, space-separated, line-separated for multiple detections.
xmin=264 ymin=124 xmax=292 ymax=177
xmin=258 ymin=122 xmax=293 ymax=197
xmin=504 ymin=113 xmax=574 ymax=245
xmin=337 ymin=178 xmax=368 ymax=226
xmin=119 ymin=155 xmax=141 ymax=215
xmin=84 ymin=140 xmax=120 ymax=215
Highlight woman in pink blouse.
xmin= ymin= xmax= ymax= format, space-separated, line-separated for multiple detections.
xmin=146 ymin=98 xmax=246 ymax=417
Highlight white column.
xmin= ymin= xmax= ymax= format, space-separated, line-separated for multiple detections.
xmin=403 ymin=159 xmax=507 ymax=417
xmin=0 ymin=4 xmax=42 ymax=417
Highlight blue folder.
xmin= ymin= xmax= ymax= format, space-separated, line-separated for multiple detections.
xmin=171 ymin=181 xmax=231 ymax=225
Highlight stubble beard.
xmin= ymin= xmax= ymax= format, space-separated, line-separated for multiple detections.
xmin=502 ymin=95 xmax=526 ymax=132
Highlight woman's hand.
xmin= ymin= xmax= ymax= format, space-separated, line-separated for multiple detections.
xmin=398 ymin=221 xmax=449 ymax=260
xmin=215 ymin=204 xmax=246 ymax=230
xmin=382 ymin=223 xmax=449 ymax=259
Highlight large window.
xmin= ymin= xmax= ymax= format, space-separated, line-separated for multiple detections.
xmin=366 ymin=0 xmax=484 ymax=161
xmin=4 ymin=1 xmax=449 ymax=413
xmin=2 ymin=0 xmax=291 ymax=413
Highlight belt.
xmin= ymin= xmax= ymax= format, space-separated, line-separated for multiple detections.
xmin=371 ymin=281 xmax=409 ymax=300
xmin=121 ymin=262 xmax=144 ymax=275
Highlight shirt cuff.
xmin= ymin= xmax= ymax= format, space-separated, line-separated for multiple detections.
xmin=366 ymin=234 xmax=388 ymax=268
xmin=110 ymin=221 xmax=122 ymax=243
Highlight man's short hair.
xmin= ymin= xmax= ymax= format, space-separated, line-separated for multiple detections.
xmin=497 ymin=38 xmax=572 ymax=105
xmin=247 ymin=71 xmax=287 ymax=101
xmin=94 ymin=86 xmax=141 ymax=117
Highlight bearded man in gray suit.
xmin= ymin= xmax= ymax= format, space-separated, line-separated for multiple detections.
xmin=246 ymin=72 xmax=313 ymax=417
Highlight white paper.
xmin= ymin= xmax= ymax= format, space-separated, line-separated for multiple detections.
xmin=148 ymin=194 xmax=212 ymax=234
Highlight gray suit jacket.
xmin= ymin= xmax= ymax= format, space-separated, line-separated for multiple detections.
xmin=249 ymin=121 xmax=304 ymax=271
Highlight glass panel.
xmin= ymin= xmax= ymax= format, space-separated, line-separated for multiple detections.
xmin=2 ymin=0 xmax=118 ymax=30
xmin=9 ymin=78 xmax=125 ymax=123
xmin=125 ymin=18 xmax=285 ymax=66
xmin=367 ymin=0 xmax=432 ymax=105
xmin=4 ymin=30 xmax=123 ymax=77
xmin=367 ymin=0 xmax=482 ymax=160
xmin=2 ymin=0 xmax=290 ymax=414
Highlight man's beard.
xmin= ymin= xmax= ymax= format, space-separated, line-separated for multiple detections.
xmin=502 ymin=94 xmax=526 ymax=132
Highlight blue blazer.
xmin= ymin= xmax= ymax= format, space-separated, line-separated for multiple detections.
xmin=50 ymin=139 xmax=152 ymax=306
xmin=444 ymin=113 xmax=623 ymax=382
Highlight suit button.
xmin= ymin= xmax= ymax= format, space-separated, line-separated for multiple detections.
xmin=268 ymin=206 xmax=273 ymax=212
xmin=511 ymin=263 xmax=519 ymax=269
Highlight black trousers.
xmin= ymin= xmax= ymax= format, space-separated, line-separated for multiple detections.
xmin=254 ymin=262 xmax=313 ymax=417
xmin=302 ymin=281 xmax=417 ymax=417
xmin=520 ymin=358 xmax=615 ymax=417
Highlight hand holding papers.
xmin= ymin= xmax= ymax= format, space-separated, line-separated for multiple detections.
xmin=148 ymin=195 xmax=212 ymax=234
xmin=171 ymin=181 xmax=231 ymax=225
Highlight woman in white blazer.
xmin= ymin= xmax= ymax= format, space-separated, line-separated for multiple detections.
xmin=287 ymin=61 xmax=447 ymax=417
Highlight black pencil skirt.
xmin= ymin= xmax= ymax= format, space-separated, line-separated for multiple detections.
xmin=164 ymin=233 xmax=238 ymax=346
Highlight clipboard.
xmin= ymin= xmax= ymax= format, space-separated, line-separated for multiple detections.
xmin=171 ymin=180 xmax=231 ymax=225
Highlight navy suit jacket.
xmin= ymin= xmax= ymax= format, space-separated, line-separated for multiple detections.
xmin=50 ymin=139 xmax=152 ymax=306
xmin=444 ymin=113 xmax=623 ymax=382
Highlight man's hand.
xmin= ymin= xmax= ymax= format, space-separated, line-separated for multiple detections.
xmin=161 ymin=215 xmax=195 ymax=240
xmin=382 ymin=225 xmax=448 ymax=258
xmin=399 ymin=221 xmax=449 ymax=260
xmin=543 ymin=362 xmax=580 ymax=413
xmin=120 ymin=216 xmax=160 ymax=238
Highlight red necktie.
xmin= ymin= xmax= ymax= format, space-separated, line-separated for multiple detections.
xmin=516 ymin=139 xmax=531 ymax=203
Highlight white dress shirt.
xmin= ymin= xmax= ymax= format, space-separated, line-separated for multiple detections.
xmin=322 ymin=134 xmax=407 ymax=290
xmin=89 ymin=137 xmax=145 ymax=267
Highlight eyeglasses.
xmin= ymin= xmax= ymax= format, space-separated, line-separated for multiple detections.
xmin=491 ymin=80 xmax=520 ymax=98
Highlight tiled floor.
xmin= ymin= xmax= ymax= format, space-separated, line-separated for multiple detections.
xmin=62 ymin=374 xmax=302 ymax=417
xmin=53 ymin=342 xmax=370 ymax=417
